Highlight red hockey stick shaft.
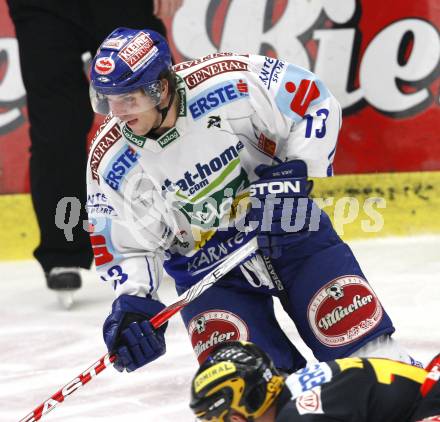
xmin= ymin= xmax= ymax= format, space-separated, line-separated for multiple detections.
xmin=19 ymin=238 xmax=257 ymax=422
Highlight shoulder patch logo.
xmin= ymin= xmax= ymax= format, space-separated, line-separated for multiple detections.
xmin=285 ymin=79 xmax=320 ymax=117
xmin=275 ymin=65 xmax=328 ymax=122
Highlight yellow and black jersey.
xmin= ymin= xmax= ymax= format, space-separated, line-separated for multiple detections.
xmin=276 ymin=357 xmax=436 ymax=422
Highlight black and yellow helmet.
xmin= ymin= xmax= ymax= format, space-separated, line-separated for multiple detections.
xmin=189 ymin=341 xmax=285 ymax=421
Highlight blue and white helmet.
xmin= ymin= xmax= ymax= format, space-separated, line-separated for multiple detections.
xmin=90 ymin=27 xmax=172 ymax=115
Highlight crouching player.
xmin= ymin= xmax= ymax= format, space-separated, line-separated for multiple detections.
xmin=87 ymin=27 xmax=417 ymax=375
xmin=190 ymin=341 xmax=440 ymax=422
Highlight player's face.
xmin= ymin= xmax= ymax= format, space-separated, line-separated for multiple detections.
xmin=227 ymin=412 xmax=249 ymax=422
xmin=115 ymin=106 xmax=161 ymax=136
xmin=107 ymin=90 xmax=161 ymax=135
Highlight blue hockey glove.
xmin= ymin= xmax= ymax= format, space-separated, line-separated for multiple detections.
xmin=103 ymin=294 xmax=167 ymax=372
xmin=247 ymin=160 xmax=314 ymax=259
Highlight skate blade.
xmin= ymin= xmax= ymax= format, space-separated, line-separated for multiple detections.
xmin=56 ymin=291 xmax=75 ymax=310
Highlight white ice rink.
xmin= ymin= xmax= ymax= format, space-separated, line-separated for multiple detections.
xmin=1 ymin=235 xmax=439 ymax=421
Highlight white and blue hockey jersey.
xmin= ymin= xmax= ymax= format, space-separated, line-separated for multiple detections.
xmin=86 ymin=53 xmax=342 ymax=298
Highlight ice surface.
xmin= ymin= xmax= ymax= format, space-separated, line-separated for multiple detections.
xmin=1 ymin=235 xmax=439 ymax=421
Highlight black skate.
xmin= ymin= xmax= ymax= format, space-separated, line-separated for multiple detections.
xmin=46 ymin=267 xmax=82 ymax=309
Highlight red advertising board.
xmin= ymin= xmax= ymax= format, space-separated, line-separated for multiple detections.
xmin=0 ymin=0 xmax=439 ymax=194
xmin=0 ymin=1 xmax=30 ymax=193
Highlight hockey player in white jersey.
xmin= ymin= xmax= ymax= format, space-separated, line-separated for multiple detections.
xmin=87 ymin=27 xmax=415 ymax=373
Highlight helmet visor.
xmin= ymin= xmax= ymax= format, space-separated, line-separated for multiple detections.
xmin=90 ymin=80 xmax=163 ymax=115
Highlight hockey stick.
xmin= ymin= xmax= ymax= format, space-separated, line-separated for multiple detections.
xmin=19 ymin=238 xmax=258 ymax=422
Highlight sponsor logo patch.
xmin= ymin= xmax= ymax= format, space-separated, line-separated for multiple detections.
xmin=121 ymin=124 xmax=146 ymax=148
xmin=158 ymin=128 xmax=180 ymax=148
xmin=207 ymin=115 xmax=221 ymax=128
xmin=259 ymin=56 xmax=285 ymax=89
xmin=285 ymin=363 xmax=333 ymax=399
xmin=177 ymin=87 xmax=187 ymax=116
xmin=89 ymin=123 xmax=122 ymax=182
xmin=94 ymin=57 xmax=115 ymax=75
xmin=86 ymin=193 xmax=116 ymax=215
xmin=162 ymin=140 xmax=244 ymax=195
xmin=193 ymin=362 xmax=236 ymax=393
xmin=118 ymin=32 xmax=157 ymax=72
xmin=258 ymin=133 xmax=276 ymax=156
xmin=89 ymin=114 xmax=113 ymax=149
xmin=307 ymin=275 xmax=383 ymax=347
xmin=101 ymin=38 xmax=127 ymax=50
xmin=285 ymin=79 xmax=320 ymax=116
xmin=188 ymin=79 xmax=249 ymax=120
xmin=275 ymin=65 xmax=326 ymax=122
xmin=184 ymin=59 xmax=248 ymax=89
xmin=173 ymin=52 xmax=236 ymax=72
xmin=89 ymin=226 xmax=114 ymax=266
xmin=249 ymin=180 xmax=301 ymax=196
xmin=295 ymin=388 xmax=324 ymax=415
xmin=188 ymin=310 xmax=249 ymax=363
xmin=104 ymin=146 xmax=139 ymax=190
xmin=186 ymin=231 xmax=247 ymax=275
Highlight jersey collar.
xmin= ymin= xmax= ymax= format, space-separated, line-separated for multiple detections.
xmin=120 ymin=84 xmax=188 ymax=153
xmin=176 ymin=75 xmax=187 ymax=117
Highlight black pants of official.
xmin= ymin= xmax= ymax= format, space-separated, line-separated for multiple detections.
xmin=7 ymin=0 xmax=166 ymax=273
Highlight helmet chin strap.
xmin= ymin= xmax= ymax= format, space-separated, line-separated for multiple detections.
xmin=148 ymin=88 xmax=176 ymax=136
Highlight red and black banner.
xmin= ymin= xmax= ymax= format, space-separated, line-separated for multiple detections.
xmin=0 ymin=0 xmax=439 ymax=193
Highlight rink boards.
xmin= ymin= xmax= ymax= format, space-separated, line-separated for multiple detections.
xmin=1 ymin=170 xmax=439 ymax=261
